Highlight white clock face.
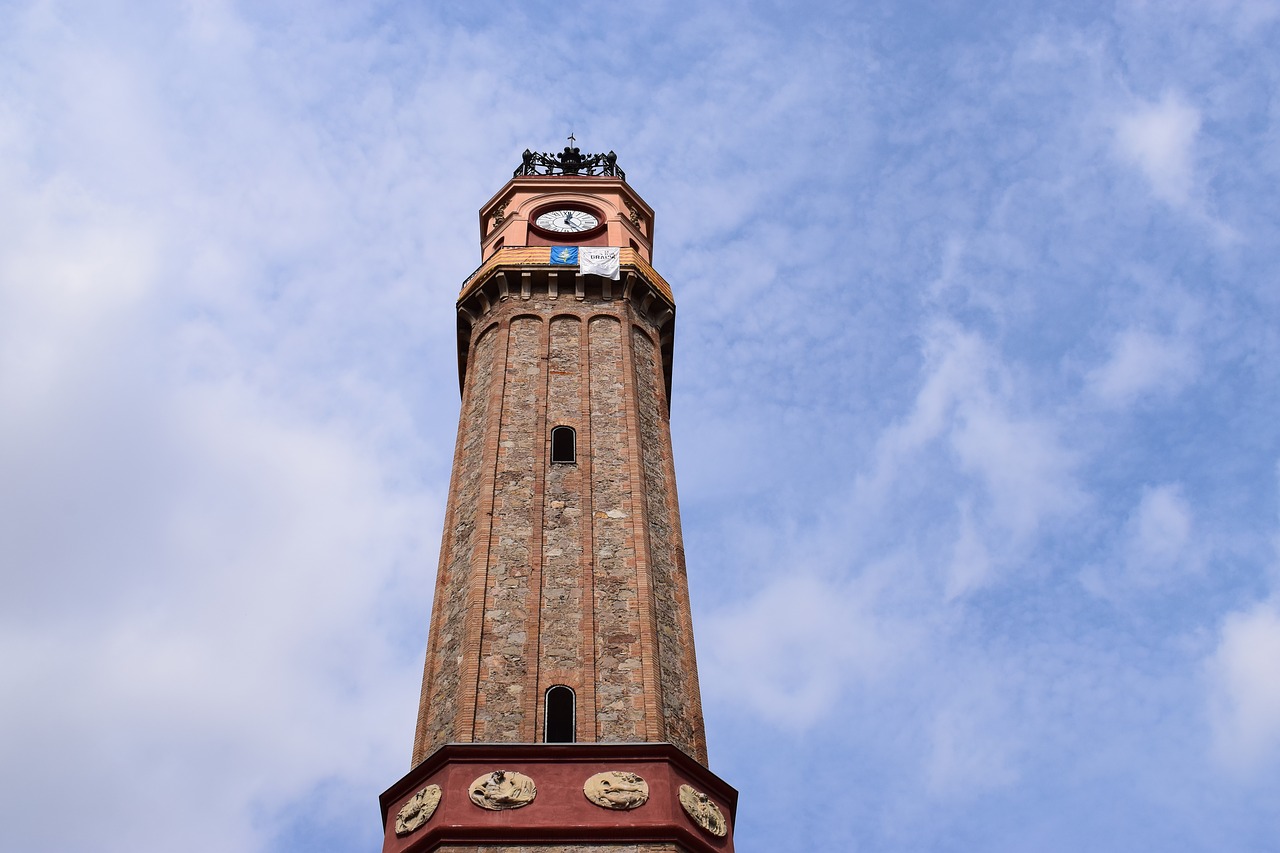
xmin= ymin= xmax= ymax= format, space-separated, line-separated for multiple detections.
xmin=535 ymin=209 xmax=600 ymax=233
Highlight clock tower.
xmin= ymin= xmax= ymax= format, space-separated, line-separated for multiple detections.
xmin=378 ymin=148 xmax=737 ymax=852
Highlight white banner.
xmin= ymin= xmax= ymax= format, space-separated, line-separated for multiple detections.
xmin=579 ymin=246 xmax=620 ymax=280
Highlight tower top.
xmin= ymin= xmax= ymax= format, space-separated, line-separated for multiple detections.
xmin=515 ymin=146 xmax=625 ymax=180
xmin=477 ymin=154 xmax=654 ymax=271
xmin=464 ymin=154 xmax=672 ymax=398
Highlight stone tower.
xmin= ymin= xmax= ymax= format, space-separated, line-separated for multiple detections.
xmin=379 ymin=148 xmax=737 ymax=852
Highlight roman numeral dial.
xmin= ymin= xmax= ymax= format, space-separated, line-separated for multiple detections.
xmin=535 ymin=209 xmax=600 ymax=233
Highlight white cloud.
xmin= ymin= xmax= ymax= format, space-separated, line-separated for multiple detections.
xmin=1115 ymin=91 xmax=1202 ymax=207
xmin=1089 ymin=328 xmax=1198 ymax=404
xmin=1124 ymin=483 xmax=1195 ymax=574
xmin=700 ymin=574 xmax=905 ymax=728
xmin=0 ymin=7 xmax=454 ymax=850
xmin=863 ymin=321 xmax=1085 ymax=596
xmin=1206 ymin=0 xmax=1280 ymax=34
xmin=1207 ymin=601 xmax=1280 ymax=770
xmin=947 ymin=503 xmax=994 ymax=599
xmin=0 ymin=373 xmax=437 ymax=852
xmin=950 ymin=394 xmax=1082 ymax=541
xmin=1081 ymin=483 xmax=1202 ymax=598
xmin=926 ymin=672 xmax=1021 ymax=795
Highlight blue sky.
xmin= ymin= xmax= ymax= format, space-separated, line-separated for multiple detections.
xmin=2 ymin=1 xmax=1279 ymax=851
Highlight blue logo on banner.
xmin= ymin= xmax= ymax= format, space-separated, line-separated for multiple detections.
xmin=549 ymin=246 xmax=578 ymax=265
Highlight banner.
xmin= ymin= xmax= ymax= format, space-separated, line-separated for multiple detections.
xmin=549 ymin=246 xmax=578 ymax=265
xmin=579 ymin=246 xmax=620 ymax=280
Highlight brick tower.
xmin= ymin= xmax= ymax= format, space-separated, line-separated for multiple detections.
xmin=379 ymin=148 xmax=736 ymax=852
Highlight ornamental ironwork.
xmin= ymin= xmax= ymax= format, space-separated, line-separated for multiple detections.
xmin=515 ymin=146 xmax=624 ymax=180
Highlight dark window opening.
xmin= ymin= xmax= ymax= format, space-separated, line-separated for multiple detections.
xmin=551 ymin=426 xmax=576 ymax=464
xmin=490 ymin=237 xmax=504 ymax=257
xmin=545 ymin=685 xmax=575 ymax=743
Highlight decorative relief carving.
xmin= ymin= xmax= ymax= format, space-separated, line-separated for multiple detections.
xmin=490 ymin=202 xmax=506 ymax=228
xmin=583 ymin=771 xmax=649 ymax=810
xmin=625 ymin=201 xmax=642 ymax=228
xmin=394 ymin=784 xmax=441 ymax=836
xmin=468 ymin=770 xmax=537 ymax=810
xmin=678 ymin=784 xmax=727 ymax=837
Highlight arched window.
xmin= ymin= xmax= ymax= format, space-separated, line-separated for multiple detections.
xmin=550 ymin=426 xmax=576 ymax=464
xmin=544 ymin=685 xmax=576 ymax=743
xmin=489 ymin=237 xmax=504 ymax=257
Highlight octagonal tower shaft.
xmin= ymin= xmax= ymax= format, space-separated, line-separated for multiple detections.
xmin=412 ymin=175 xmax=706 ymax=766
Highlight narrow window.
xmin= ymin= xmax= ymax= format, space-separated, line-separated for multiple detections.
xmin=489 ymin=237 xmax=504 ymax=257
xmin=550 ymin=426 xmax=576 ymax=464
xmin=545 ymin=685 xmax=576 ymax=743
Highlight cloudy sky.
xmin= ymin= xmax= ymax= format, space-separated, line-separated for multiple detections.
xmin=3 ymin=1 xmax=1279 ymax=851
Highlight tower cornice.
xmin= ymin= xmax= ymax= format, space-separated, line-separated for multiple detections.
xmin=454 ymin=248 xmax=676 ymax=402
xmin=458 ymin=245 xmax=671 ymax=304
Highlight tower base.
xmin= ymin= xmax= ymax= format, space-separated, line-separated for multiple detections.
xmin=379 ymin=743 xmax=736 ymax=853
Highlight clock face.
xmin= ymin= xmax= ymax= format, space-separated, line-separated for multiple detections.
xmin=535 ymin=209 xmax=600 ymax=233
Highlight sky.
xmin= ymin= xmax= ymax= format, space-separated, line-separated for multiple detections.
xmin=2 ymin=0 xmax=1279 ymax=851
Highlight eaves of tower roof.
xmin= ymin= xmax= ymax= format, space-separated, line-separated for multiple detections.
xmin=457 ymin=246 xmax=673 ymax=305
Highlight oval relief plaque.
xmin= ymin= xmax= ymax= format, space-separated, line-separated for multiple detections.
xmin=468 ymin=770 xmax=537 ymax=810
xmin=678 ymin=784 xmax=727 ymax=837
xmin=394 ymin=784 xmax=441 ymax=836
xmin=583 ymin=771 xmax=649 ymax=810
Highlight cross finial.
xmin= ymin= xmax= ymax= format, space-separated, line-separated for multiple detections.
xmin=567 ymin=131 xmax=576 ymax=145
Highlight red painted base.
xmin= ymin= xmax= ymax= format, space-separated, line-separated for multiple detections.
xmin=379 ymin=742 xmax=737 ymax=853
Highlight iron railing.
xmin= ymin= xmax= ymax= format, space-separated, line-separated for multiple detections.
xmin=514 ymin=146 xmax=625 ymax=180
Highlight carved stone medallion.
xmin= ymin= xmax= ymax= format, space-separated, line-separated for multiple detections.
xmin=468 ymin=770 xmax=537 ymax=810
xmin=678 ymin=784 xmax=727 ymax=837
xmin=583 ymin=771 xmax=649 ymax=810
xmin=394 ymin=784 xmax=441 ymax=836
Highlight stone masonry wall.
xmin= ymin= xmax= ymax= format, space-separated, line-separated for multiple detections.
xmin=539 ymin=316 xmax=589 ymax=729
xmin=475 ymin=316 xmax=542 ymax=740
xmin=589 ymin=315 xmax=648 ymax=742
xmin=631 ymin=328 xmax=708 ymax=763
xmin=416 ymin=324 xmax=499 ymax=758
xmin=416 ymin=289 xmax=705 ymax=762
